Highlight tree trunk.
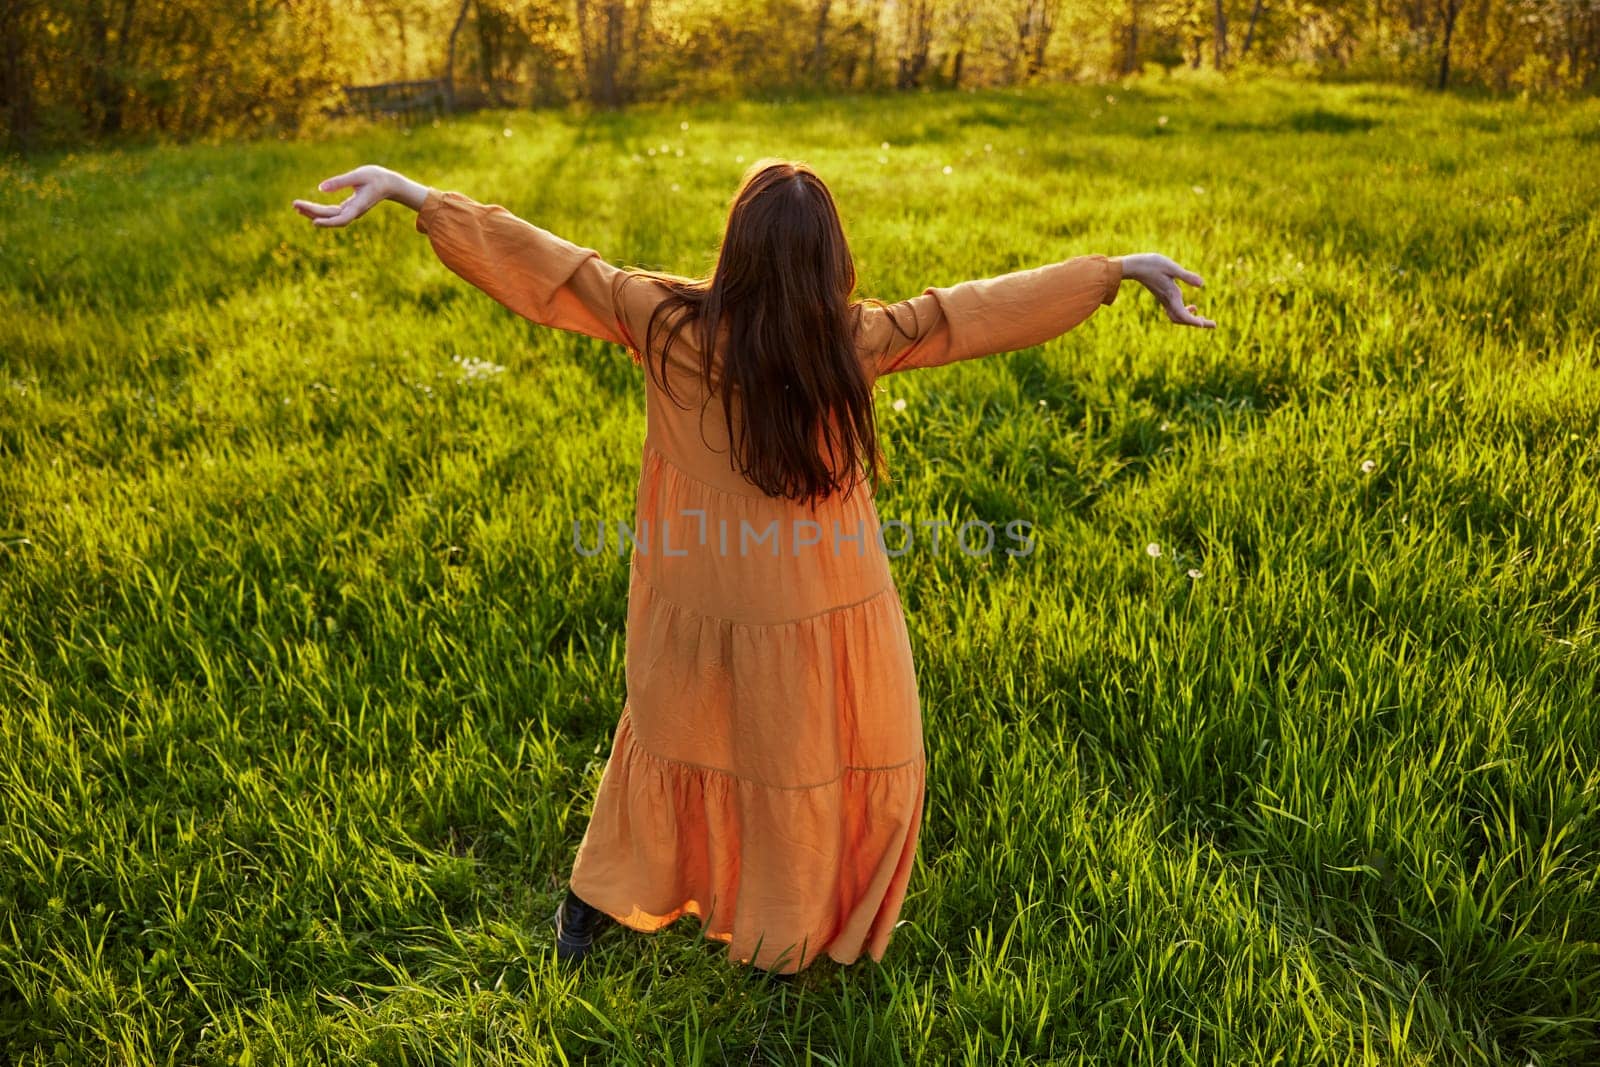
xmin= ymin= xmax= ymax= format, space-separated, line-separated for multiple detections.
xmin=0 ymin=0 xmax=38 ymax=148
xmin=445 ymin=0 xmax=472 ymax=110
xmin=1240 ymin=0 xmax=1263 ymax=55
xmin=1030 ymin=0 xmax=1057 ymax=76
xmin=897 ymin=0 xmax=932 ymax=88
xmin=812 ymin=0 xmax=831 ymax=85
xmin=865 ymin=0 xmax=879 ymax=88
xmin=628 ymin=0 xmax=650 ymax=106
xmin=1213 ymin=0 xmax=1228 ymax=68
xmin=1125 ymin=0 xmax=1141 ymax=75
xmin=575 ymin=0 xmax=630 ymax=109
xmin=1436 ymin=0 xmax=1459 ymax=88
xmin=1561 ymin=0 xmax=1580 ymax=82
xmin=86 ymin=1 xmax=116 ymax=134
xmin=397 ymin=6 xmax=408 ymax=81
xmin=478 ymin=6 xmax=494 ymax=104
xmin=602 ymin=2 xmax=620 ymax=106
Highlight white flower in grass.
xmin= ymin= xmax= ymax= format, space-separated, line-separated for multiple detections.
xmin=1038 ymin=399 xmax=1048 ymax=408
xmin=1158 ymin=115 xmax=1169 ymax=126
xmin=1360 ymin=459 xmax=1376 ymax=474
xmin=452 ymin=353 xmax=506 ymax=382
xmin=680 ymin=121 xmax=689 ymax=130
xmin=1187 ymin=568 xmax=1204 ymax=580
xmin=881 ymin=141 xmax=890 ymax=150
xmin=502 ymin=128 xmax=513 ymax=138
xmin=891 ymin=398 xmax=907 ymax=412
xmin=942 ymin=165 xmax=953 ymax=175
xmin=1146 ymin=542 xmax=1162 ymax=558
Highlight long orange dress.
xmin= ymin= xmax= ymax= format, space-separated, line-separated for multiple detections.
xmin=415 ymin=188 xmax=1123 ymax=974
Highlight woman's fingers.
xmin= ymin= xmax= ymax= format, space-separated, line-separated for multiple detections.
xmin=292 ymin=199 xmax=342 ymax=219
xmin=318 ymin=170 xmax=362 ymax=193
xmin=295 ymin=185 xmax=380 ymax=227
xmin=317 ymin=199 xmax=365 ymax=227
xmin=1149 ymin=255 xmax=1205 ymax=289
xmin=1158 ymin=283 xmax=1216 ymax=328
xmin=308 ymin=201 xmax=351 ymax=227
xmin=1154 ymin=260 xmax=1212 ymax=326
xmin=1161 ymin=257 xmax=1204 ymax=288
xmin=297 ymin=167 xmax=395 ymax=226
xmin=292 ymin=197 xmax=352 ymax=227
xmin=1160 ymin=284 xmax=1187 ymax=320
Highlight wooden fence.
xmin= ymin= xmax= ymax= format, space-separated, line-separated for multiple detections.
xmin=338 ymin=79 xmax=450 ymax=122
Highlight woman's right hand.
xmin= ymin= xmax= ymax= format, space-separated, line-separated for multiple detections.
xmin=1120 ymin=253 xmax=1216 ymax=328
xmin=292 ymin=165 xmax=418 ymax=227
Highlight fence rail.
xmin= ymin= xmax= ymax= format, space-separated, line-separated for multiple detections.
xmin=338 ymin=79 xmax=449 ymax=121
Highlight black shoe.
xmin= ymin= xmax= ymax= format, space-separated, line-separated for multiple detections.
xmin=553 ymin=888 xmax=615 ymax=964
xmin=750 ymin=962 xmax=798 ymax=985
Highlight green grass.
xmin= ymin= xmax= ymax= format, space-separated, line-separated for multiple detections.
xmin=2 ymin=75 xmax=1599 ymax=1064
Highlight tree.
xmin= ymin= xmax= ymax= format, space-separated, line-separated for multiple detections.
xmin=896 ymin=0 xmax=936 ymax=87
xmin=574 ymin=0 xmax=651 ymax=108
xmin=1436 ymin=0 xmax=1462 ymax=85
xmin=1239 ymin=0 xmax=1264 ymax=56
xmin=1012 ymin=0 xmax=1064 ymax=77
xmin=446 ymin=0 xmax=473 ymax=108
xmin=811 ymin=0 xmax=833 ymax=85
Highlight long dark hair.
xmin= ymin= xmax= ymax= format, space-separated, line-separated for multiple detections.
xmin=629 ymin=159 xmax=888 ymax=507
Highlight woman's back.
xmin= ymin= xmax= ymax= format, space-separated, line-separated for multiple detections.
xmin=621 ymin=293 xmax=895 ymax=629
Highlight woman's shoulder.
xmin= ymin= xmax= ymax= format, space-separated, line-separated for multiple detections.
xmin=849 ymin=295 xmax=928 ymax=372
xmin=617 ymin=273 xmax=693 ymax=347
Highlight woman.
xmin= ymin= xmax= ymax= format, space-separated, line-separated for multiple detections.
xmin=293 ymin=158 xmax=1213 ymax=980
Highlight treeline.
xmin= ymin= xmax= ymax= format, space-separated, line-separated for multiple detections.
xmin=4 ymin=0 xmax=1596 ymax=149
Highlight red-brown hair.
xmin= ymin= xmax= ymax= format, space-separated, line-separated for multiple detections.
xmin=630 ymin=159 xmax=888 ymax=507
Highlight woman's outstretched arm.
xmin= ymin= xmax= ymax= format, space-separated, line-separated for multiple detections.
xmin=858 ymin=252 xmax=1213 ymax=377
xmin=292 ymin=165 xmax=647 ymax=351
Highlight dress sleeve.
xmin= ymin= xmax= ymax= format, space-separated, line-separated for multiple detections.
xmin=857 ymin=254 xmax=1123 ymax=376
xmin=415 ymin=187 xmax=651 ymax=358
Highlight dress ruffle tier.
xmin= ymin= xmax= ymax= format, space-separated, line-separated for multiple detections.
xmin=570 ymin=701 xmax=926 ymax=972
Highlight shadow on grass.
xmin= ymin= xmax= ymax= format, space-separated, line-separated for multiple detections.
xmin=1209 ymin=106 xmax=1381 ymax=135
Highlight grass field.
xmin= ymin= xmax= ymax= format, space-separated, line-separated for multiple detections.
xmin=3 ymin=75 xmax=1599 ymax=1064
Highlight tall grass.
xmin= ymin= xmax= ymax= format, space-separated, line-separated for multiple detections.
xmin=2 ymin=76 xmax=1597 ymax=1064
